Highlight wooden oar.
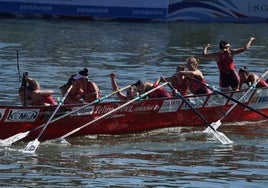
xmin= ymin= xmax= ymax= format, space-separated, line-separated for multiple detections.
xmin=185 ymin=75 xmax=268 ymax=119
xmin=204 ymin=70 xmax=268 ymax=133
xmin=0 ymin=85 xmax=131 ymax=146
xmin=162 ymin=77 xmax=233 ymax=145
xmin=23 ymin=85 xmax=73 ymax=153
xmin=56 ymin=82 xmax=169 ymax=143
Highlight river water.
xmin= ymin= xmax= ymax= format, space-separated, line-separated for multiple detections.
xmin=0 ymin=18 xmax=268 ymax=187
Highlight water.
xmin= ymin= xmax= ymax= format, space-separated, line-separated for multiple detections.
xmin=0 ymin=18 xmax=268 ymax=187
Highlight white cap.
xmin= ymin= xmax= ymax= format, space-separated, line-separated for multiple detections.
xmin=73 ymin=74 xmax=88 ymax=80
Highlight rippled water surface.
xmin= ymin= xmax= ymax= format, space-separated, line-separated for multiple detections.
xmin=0 ymin=18 xmax=268 ymax=187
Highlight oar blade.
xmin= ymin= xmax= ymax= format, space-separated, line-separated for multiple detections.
xmin=0 ymin=131 xmax=30 ymax=146
xmin=53 ymin=138 xmax=70 ymax=145
xmin=203 ymin=120 xmax=221 ymax=133
xmin=212 ymin=130 xmax=233 ymax=145
xmin=23 ymin=139 xmax=40 ymax=153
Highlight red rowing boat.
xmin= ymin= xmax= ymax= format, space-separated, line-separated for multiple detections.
xmin=0 ymin=87 xmax=267 ymax=141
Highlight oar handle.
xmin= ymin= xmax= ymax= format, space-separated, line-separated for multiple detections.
xmin=51 ymin=85 xmax=131 ymax=123
xmin=161 ymin=77 xmax=216 ymax=131
xmin=29 ymin=85 xmax=132 ymax=133
xmin=220 ymin=70 xmax=268 ymax=120
xmin=22 ymin=84 xmax=74 ymax=153
xmin=239 ymin=70 xmax=268 ymax=101
xmin=251 ymin=70 xmax=268 ymax=88
xmin=60 ymin=82 xmax=169 ymax=139
xmin=36 ymin=85 xmax=73 ymax=139
xmin=0 ymin=85 xmax=132 ymax=146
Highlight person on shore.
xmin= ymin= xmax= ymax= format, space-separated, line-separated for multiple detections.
xmin=110 ymin=73 xmax=139 ymax=100
xmin=202 ymin=37 xmax=255 ymax=91
xmin=61 ymin=68 xmax=100 ymax=104
xmin=162 ymin=64 xmax=188 ymax=96
xmin=19 ymin=73 xmax=57 ymax=106
xmin=177 ymin=57 xmax=210 ymax=95
xmin=134 ymin=79 xmax=172 ymax=99
xmin=238 ymin=66 xmax=268 ymax=89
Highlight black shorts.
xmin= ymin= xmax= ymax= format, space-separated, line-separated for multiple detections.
xmin=219 ymin=70 xmax=239 ymax=89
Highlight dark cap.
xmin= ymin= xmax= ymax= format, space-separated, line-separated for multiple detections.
xmin=219 ymin=40 xmax=230 ymax=49
xmin=239 ymin=66 xmax=248 ymax=74
xmin=79 ymin=68 xmax=89 ymax=76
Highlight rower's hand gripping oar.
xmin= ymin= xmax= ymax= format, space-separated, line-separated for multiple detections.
xmin=56 ymin=82 xmax=169 ymax=143
xmin=161 ymin=77 xmax=233 ymax=145
xmin=23 ymin=85 xmax=73 ymax=153
xmin=203 ymin=70 xmax=268 ymax=132
xmin=0 ymin=85 xmax=131 ymax=146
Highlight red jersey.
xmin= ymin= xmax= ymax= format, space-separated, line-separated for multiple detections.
xmin=256 ymin=79 xmax=268 ymax=88
xmin=217 ymin=51 xmax=235 ymax=73
xmin=189 ymin=78 xmax=210 ymax=95
xmin=42 ymin=95 xmax=57 ymax=105
xmin=171 ymin=76 xmax=188 ymax=96
xmin=147 ymin=83 xmax=171 ymax=98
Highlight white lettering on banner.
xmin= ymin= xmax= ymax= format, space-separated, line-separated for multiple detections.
xmin=77 ymin=8 xmax=109 ymax=14
xmin=158 ymin=99 xmax=181 ymax=113
xmin=19 ymin=5 xmax=53 ymax=11
xmin=132 ymin=10 xmax=164 ymax=16
xmin=5 ymin=109 xmax=39 ymax=122
xmin=71 ymin=106 xmax=94 ymax=116
xmin=94 ymin=103 xmax=160 ymax=114
xmin=0 ymin=109 xmax=6 ymax=121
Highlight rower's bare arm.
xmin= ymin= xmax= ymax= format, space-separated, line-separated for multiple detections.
xmin=202 ymin=43 xmax=217 ymax=58
xmin=232 ymin=37 xmax=255 ymax=55
xmin=109 ymin=73 xmax=126 ymax=100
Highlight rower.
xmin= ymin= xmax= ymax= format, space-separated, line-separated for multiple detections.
xmin=161 ymin=64 xmax=188 ymax=96
xmin=202 ymin=37 xmax=255 ymax=92
xmin=238 ymin=66 xmax=268 ymax=89
xmin=110 ymin=72 xmax=139 ymax=100
xmin=134 ymin=79 xmax=171 ymax=98
xmin=18 ymin=72 xmax=57 ymax=106
xmin=177 ymin=57 xmax=211 ymax=95
xmin=18 ymin=72 xmax=31 ymax=106
xmin=62 ymin=68 xmax=100 ymax=104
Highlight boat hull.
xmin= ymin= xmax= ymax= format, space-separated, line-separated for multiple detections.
xmin=0 ymin=88 xmax=268 ymax=141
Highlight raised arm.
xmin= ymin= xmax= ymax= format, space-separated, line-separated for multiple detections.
xmin=202 ymin=43 xmax=218 ymax=59
xmin=110 ymin=73 xmax=127 ymax=100
xmin=231 ymin=37 xmax=255 ymax=55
